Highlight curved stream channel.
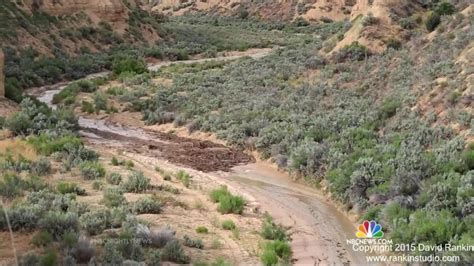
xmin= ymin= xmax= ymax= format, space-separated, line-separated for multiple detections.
xmin=31 ymin=49 xmax=370 ymax=265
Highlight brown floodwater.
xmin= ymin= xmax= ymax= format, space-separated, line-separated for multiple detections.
xmin=227 ymin=163 xmax=371 ymax=265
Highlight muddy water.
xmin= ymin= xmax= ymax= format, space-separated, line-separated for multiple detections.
xmin=31 ymin=48 xmax=371 ymax=265
xmin=226 ymin=164 xmax=370 ymax=265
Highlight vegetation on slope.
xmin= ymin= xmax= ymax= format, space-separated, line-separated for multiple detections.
xmin=125 ymin=11 xmax=472 ymax=258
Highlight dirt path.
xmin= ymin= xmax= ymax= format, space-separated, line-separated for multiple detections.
xmin=30 ymin=48 xmax=371 ymax=265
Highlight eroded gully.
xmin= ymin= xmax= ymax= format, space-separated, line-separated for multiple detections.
xmin=31 ymin=48 xmax=370 ymax=265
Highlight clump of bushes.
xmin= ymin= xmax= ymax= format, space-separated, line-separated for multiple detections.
xmin=0 ymin=173 xmax=24 ymax=199
xmin=80 ymin=208 xmax=112 ymax=235
xmin=112 ymin=56 xmax=148 ymax=75
xmin=56 ymin=181 xmax=86 ymax=195
xmin=107 ymin=172 xmax=123 ymax=185
xmin=210 ymin=186 xmax=245 ymax=214
xmin=183 ymin=235 xmax=204 ymax=249
xmin=260 ymin=214 xmax=291 ymax=241
xmin=132 ymin=196 xmax=163 ymax=214
xmin=425 ymin=2 xmax=456 ymax=31
xmin=52 ymin=80 xmax=98 ymax=105
xmin=161 ymin=240 xmax=190 ymax=264
xmin=122 ymin=171 xmax=151 ymax=193
xmin=103 ymin=187 xmax=126 ymax=208
xmin=31 ymin=230 xmax=53 ymax=247
xmin=72 ymin=236 xmax=95 ymax=264
xmin=335 ymin=41 xmax=369 ymax=62
xmin=39 ymin=211 xmax=79 ymax=240
xmin=79 ymin=161 xmax=106 ymax=180
xmin=261 ymin=240 xmax=292 ymax=266
xmin=362 ymin=13 xmax=379 ymax=26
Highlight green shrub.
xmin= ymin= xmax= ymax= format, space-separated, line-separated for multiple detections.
xmin=80 ymin=208 xmax=111 ymax=235
xmin=183 ymin=235 xmax=204 ymax=249
xmin=379 ymin=97 xmax=401 ymax=119
xmin=210 ymin=186 xmax=245 ymax=214
xmin=426 ymin=12 xmax=441 ymax=32
xmin=362 ymin=13 xmax=379 ymax=26
xmin=133 ymin=196 xmax=163 ymax=214
xmin=81 ymin=101 xmax=95 ymax=113
xmin=102 ymin=240 xmax=124 ymax=265
xmin=92 ymin=180 xmax=103 ymax=190
xmin=217 ymin=194 xmax=245 ymax=214
xmin=210 ymin=186 xmax=231 ymax=202
xmin=57 ymin=181 xmax=86 ymax=195
xmin=261 ymin=240 xmax=292 ymax=265
xmin=79 ymin=161 xmax=105 ymax=180
xmin=62 ymin=231 xmax=79 ymax=249
xmin=30 ymin=157 xmax=51 ymax=176
xmin=103 ymin=187 xmax=126 ymax=207
xmin=39 ymin=211 xmax=79 ymax=240
xmin=260 ymin=214 xmax=290 ymax=241
xmin=31 ymin=230 xmax=53 ymax=247
xmin=5 ymin=112 xmax=32 ymax=135
xmin=112 ymin=56 xmax=148 ymax=75
xmin=107 ymin=172 xmax=122 ymax=185
xmin=335 ymin=41 xmax=369 ymax=62
xmin=0 ymin=173 xmax=24 ymax=199
xmin=221 ymin=219 xmax=236 ymax=230
xmin=5 ymin=204 xmax=42 ymax=231
xmin=196 ymin=226 xmax=209 ymax=234
xmin=435 ymin=2 xmax=456 ymax=16
xmin=146 ymin=250 xmax=161 ymax=266
xmin=20 ymin=252 xmax=40 ymax=266
xmin=93 ymin=92 xmax=108 ymax=111
xmin=122 ymin=171 xmax=151 ymax=193
xmin=28 ymin=134 xmax=83 ymax=156
xmin=261 ymin=248 xmax=278 ymax=266
xmin=176 ymin=170 xmax=192 ymax=187
xmin=40 ymin=249 xmax=58 ymax=266
xmin=111 ymin=156 xmax=120 ymax=166
xmin=161 ymin=240 xmax=190 ymax=264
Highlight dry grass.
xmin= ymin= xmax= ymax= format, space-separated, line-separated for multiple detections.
xmin=0 ymin=138 xmax=37 ymax=161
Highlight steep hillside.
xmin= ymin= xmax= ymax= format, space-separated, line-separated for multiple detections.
xmin=0 ymin=0 xmax=164 ymax=55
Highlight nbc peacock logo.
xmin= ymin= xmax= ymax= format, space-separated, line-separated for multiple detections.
xmin=356 ymin=220 xmax=384 ymax=238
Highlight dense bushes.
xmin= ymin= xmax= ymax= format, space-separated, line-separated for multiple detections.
xmin=80 ymin=161 xmax=106 ymax=180
xmin=261 ymin=240 xmax=292 ymax=266
xmin=122 ymin=171 xmax=151 ymax=193
xmin=112 ymin=56 xmax=148 ymax=75
xmin=39 ymin=211 xmax=79 ymax=240
xmin=132 ymin=196 xmax=162 ymax=214
xmin=56 ymin=181 xmax=86 ymax=195
xmin=103 ymin=187 xmax=126 ymax=208
xmin=161 ymin=240 xmax=190 ymax=264
xmin=425 ymin=2 xmax=456 ymax=31
xmin=335 ymin=41 xmax=369 ymax=62
xmin=6 ymin=98 xmax=78 ymax=136
xmin=138 ymin=15 xmax=473 ymax=250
